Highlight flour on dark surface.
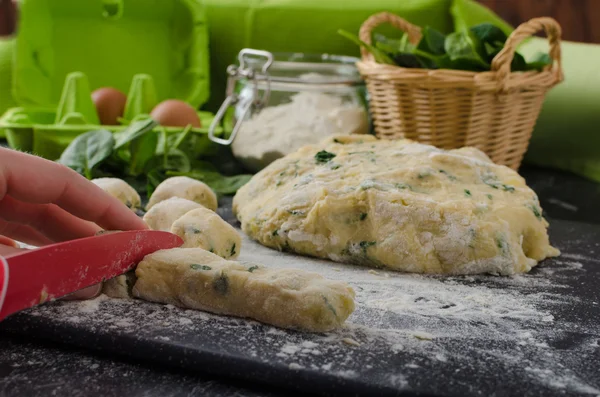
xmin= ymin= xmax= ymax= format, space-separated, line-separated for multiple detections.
xmin=4 ymin=221 xmax=600 ymax=397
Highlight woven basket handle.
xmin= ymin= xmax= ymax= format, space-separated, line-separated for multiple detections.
xmin=358 ymin=12 xmax=422 ymax=61
xmin=491 ymin=17 xmax=563 ymax=90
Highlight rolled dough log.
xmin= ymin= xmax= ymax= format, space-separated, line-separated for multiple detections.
xmin=146 ymin=176 xmax=217 ymax=211
xmin=92 ymin=178 xmax=141 ymax=211
xmin=133 ymin=248 xmax=355 ymax=332
xmin=143 ymin=197 xmax=202 ymax=231
xmin=171 ymin=207 xmax=241 ymax=259
xmin=233 ymin=135 xmax=559 ymax=275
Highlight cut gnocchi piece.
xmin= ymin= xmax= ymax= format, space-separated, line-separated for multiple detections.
xmin=146 ymin=176 xmax=217 ymax=211
xmin=170 ymin=207 xmax=241 ymax=259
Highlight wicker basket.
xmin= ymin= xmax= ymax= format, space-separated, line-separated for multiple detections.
xmin=357 ymin=13 xmax=563 ymax=169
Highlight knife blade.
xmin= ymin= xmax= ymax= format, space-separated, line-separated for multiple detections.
xmin=0 ymin=230 xmax=183 ymax=321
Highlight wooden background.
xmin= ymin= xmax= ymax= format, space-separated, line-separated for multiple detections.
xmin=478 ymin=0 xmax=600 ymax=43
xmin=0 ymin=1 xmax=598 ymax=43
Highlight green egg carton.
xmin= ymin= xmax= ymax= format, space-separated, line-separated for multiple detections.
xmin=0 ymin=72 xmax=222 ymax=160
xmin=0 ymin=0 xmax=222 ymax=158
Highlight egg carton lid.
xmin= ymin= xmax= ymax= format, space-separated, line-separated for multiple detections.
xmin=12 ymin=0 xmax=210 ymax=109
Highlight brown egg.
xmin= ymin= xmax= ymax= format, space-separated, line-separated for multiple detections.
xmin=150 ymin=99 xmax=201 ymax=128
xmin=91 ymin=87 xmax=127 ymax=125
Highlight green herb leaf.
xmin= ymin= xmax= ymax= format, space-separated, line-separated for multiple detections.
xmin=213 ymin=272 xmax=229 ymax=295
xmin=315 ymin=150 xmax=336 ymax=164
xmin=230 ymin=243 xmax=236 ymax=257
xmin=359 ymin=241 xmax=376 ymax=255
xmin=528 ymin=204 xmax=542 ymax=220
xmin=248 ymin=265 xmax=259 ymax=273
xmin=464 ymin=189 xmax=472 ymax=197
xmin=470 ymin=23 xmax=507 ymax=47
xmin=190 ymin=264 xmax=212 ymax=271
xmin=374 ymin=33 xmax=414 ymax=54
xmin=360 ymin=213 xmax=368 ymax=221
xmin=417 ymin=26 xmax=446 ymax=55
xmin=128 ymin=131 xmax=159 ymax=176
xmin=113 ymin=119 xmax=158 ymax=150
xmin=272 ymin=229 xmax=279 ymax=236
xmin=322 ymin=295 xmax=338 ymax=317
xmin=338 ymin=29 xmax=396 ymax=65
xmin=525 ymin=52 xmax=553 ymax=71
xmin=58 ymin=130 xmax=115 ymax=179
xmin=444 ymin=31 xmax=490 ymax=71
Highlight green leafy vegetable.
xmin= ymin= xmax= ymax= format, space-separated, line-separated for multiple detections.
xmin=417 ymin=26 xmax=446 ymax=55
xmin=464 ymin=189 xmax=472 ymax=197
xmin=360 ymin=213 xmax=368 ymax=221
xmin=230 ymin=243 xmax=236 ymax=257
xmin=525 ymin=52 xmax=553 ymax=71
xmin=248 ymin=265 xmax=259 ymax=273
xmin=337 ymin=29 xmax=396 ymax=65
xmin=314 ymin=150 xmax=336 ymax=164
xmin=113 ymin=119 xmax=158 ymax=150
xmin=128 ymin=131 xmax=158 ymax=176
xmin=340 ymin=21 xmax=550 ymax=73
xmin=470 ymin=23 xmax=507 ymax=48
xmin=444 ymin=31 xmax=490 ymax=71
xmin=58 ymin=130 xmax=115 ymax=179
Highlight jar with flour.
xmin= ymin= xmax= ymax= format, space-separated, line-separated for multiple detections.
xmin=209 ymin=50 xmax=369 ymax=172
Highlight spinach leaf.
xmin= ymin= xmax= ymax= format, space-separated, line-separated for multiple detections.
xmin=338 ymin=29 xmax=396 ymax=65
xmin=525 ymin=52 xmax=553 ymax=71
xmin=58 ymin=130 xmax=114 ymax=179
xmin=417 ymin=26 xmax=446 ymax=55
xmin=113 ymin=119 xmax=158 ymax=150
xmin=470 ymin=23 xmax=507 ymax=48
xmin=162 ymin=148 xmax=191 ymax=172
xmin=443 ymin=31 xmax=490 ymax=71
xmin=315 ymin=150 xmax=336 ymax=164
xmin=374 ymin=33 xmax=414 ymax=54
xmin=128 ymin=131 xmax=159 ymax=176
xmin=146 ymin=169 xmax=165 ymax=197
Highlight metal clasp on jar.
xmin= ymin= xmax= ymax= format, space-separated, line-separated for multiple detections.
xmin=208 ymin=48 xmax=274 ymax=145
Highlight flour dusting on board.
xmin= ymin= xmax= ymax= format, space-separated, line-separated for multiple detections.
xmin=17 ymin=234 xmax=600 ymax=396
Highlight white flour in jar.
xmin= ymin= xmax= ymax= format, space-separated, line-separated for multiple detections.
xmin=231 ymin=79 xmax=368 ymax=172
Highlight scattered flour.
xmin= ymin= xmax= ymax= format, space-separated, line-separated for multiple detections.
xmin=9 ymin=233 xmax=600 ymax=396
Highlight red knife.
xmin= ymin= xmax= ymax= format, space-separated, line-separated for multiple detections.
xmin=0 ymin=230 xmax=183 ymax=321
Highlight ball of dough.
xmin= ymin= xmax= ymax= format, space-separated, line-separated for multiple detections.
xmin=170 ymin=207 xmax=241 ymax=259
xmin=233 ymin=134 xmax=559 ymax=275
xmin=146 ymin=176 xmax=217 ymax=211
xmin=143 ymin=197 xmax=202 ymax=231
xmin=92 ymin=178 xmax=141 ymax=211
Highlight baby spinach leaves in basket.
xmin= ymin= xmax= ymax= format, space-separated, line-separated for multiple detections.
xmin=58 ymin=119 xmax=252 ymax=196
xmin=340 ymin=22 xmax=552 ymax=73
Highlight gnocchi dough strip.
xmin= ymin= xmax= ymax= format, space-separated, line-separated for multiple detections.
xmin=133 ymin=248 xmax=355 ymax=332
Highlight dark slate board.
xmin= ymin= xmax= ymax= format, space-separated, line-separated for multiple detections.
xmin=1 ymin=218 xmax=599 ymax=397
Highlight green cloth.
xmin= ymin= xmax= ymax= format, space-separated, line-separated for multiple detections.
xmin=203 ymin=0 xmax=456 ymax=110
xmin=0 ymin=38 xmax=17 ymax=138
xmin=520 ymin=38 xmax=600 ymax=181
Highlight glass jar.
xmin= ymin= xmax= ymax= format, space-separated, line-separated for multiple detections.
xmin=209 ymin=49 xmax=369 ymax=172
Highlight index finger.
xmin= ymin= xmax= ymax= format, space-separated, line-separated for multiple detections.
xmin=0 ymin=148 xmax=148 ymax=231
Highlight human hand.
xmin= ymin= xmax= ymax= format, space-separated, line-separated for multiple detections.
xmin=0 ymin=147 xmax=148 ymax=299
